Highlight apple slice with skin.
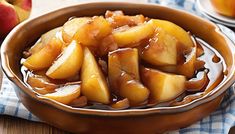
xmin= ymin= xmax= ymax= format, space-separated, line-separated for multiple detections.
xmin=108 ymin=48 xmax=140 ymax=92
xmin=81 ymin=47 xmax=110 ymax=104
xmin=62 ymin=17 xmax=91 ymax=43
xmin=139 ymin=28 xmax=178 ymax=66
xmin=23 ymin=37 xmax=63 ymax=70
xmin=113 ymin=21 xmax=154 ymax=47
xmin=141 ymin=67 xmax=186 ymax=103
xmin=29 ymin=27 xmax=62 ymax=54
xmin=46 ymin=40 xmax=83 ymax=79
xmin=149 ymin=19 xmax=194 ymax=50
xmin=43 ymin=84 xmax=81 ymax=104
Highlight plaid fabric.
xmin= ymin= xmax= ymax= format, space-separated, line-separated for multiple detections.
xmin=0 ymin=0 xmax=234 ymax=133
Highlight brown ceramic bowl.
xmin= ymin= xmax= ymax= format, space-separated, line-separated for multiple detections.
xmin=1 ymin=2 xmax=235 ymax=134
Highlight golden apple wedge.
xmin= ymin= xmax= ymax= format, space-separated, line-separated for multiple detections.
xmin=141 ymin=67 xmax=186 ymax=103
xmin=29 ymin=27 xmax=62 ymax=54
xmin=62 ymin=17 xmax=91 ymax=43
xmin=81 ymin=47 xmax=110 ymax=104
xmin=23 ymin=37 xmax=63 ymax=70
xmin=149 ymin=19 xmax=194 ymax=50
xmin=46 ymin=40 xmax=83 ymax=79
xmin=43 ymin=84 xmax=81 ymax=104
xmin=113 ymin=21 xmax=154 ymax=47
xmin=139 ymin=28 xmax=178 ymax=66
xmin=73 ymin=16 xmax=112 ymax=46
xmin=108 ymin=48 xmax=140 ymax=92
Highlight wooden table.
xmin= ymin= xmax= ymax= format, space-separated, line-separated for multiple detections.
xmin=0 ymin=0 xmax=234 ymax=133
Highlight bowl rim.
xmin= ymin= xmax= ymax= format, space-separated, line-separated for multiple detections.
xmin=1 ymin=2 xmax=235 ymax=116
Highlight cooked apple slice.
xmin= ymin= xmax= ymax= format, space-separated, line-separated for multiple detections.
xmin=108 ymin=48 xmax=140 ymax=92
xmin=139 ymin=28 xmax=178 ymax=66
xmin=43 ymin=84 xmax=81 ymax=104
xmin=157 ymin=46 xmax=198 ymax=78
xmin=46 ymin=40 xmax=83 ymax=79
xmin=27 ymin=73 xmax=58 ymax=94
xmin=23 ymin=37 xmax=63 ymax=70
xmin=81 ymin=47 xmax=110 ymax=104
xmin=73 ymin=16 xmax=112 ymax=46
xmin=119 ymin=72 xmax=149 ymax=105
xmin=113 ymin=22 xmax=154 ymax=47
xmin=29 ymin=27 xmax=62 ymax=54
xmin=149 ymin=19 xmax=194 ymax=50
xmin=62 ymin=17 xmax=91 ymax=43
xmin=108 ymin=48 xmax=149 ymax=105
xmin=141 ymin=67 xmax=186 ymax=103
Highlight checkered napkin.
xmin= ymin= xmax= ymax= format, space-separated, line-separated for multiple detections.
xmin=0 ymin=0 xmax=235 ymax=133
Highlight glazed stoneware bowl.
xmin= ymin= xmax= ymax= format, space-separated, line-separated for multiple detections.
xmin=1 ymin=2 xmax=235 ymax=134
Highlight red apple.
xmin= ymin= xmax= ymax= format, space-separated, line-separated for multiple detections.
xmin=0 ymin=0 xmax=31 ymax=39
xmin=210 ymin=0 xmax=235 ymax=17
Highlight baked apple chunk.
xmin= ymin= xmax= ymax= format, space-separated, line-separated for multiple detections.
xmin=139 ymin=28 xmax=178 ymax=66
xmin=46 ymin=40 xmax=83 ymax=79
xmin=23 ymin=37 xmax=63 ymax=70
xmin=141 ymin=67 xmax=186 ymax=103
xmin=81 ymin=47 xmax=110 ymax=104
xmin=108 ymin=48 xmax=149 ymax=105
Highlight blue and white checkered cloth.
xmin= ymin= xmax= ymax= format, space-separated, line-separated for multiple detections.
xmin=0 ymin=0 xmax=234 ymax=133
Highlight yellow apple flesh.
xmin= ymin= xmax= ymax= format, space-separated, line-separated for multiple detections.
xmin=62 ymin=17 xmax=91 ymax=43
xmin=81 ymin=47 xmax=110 ymax=104
xmin=139 ymin=28 xmax=178 ymax=66
xmin=46 ymin=40 xmax=83 ymax=79
xmin=141 ymin=67 xmax=186 ymax=103
xmin=113 ymin=22 xmax=154 ymax=47
xmin=149 ymin=19 xmax=194 ymax=50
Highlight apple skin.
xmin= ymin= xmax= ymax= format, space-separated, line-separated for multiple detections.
xmin=0 ymin=0 xmax=32 ymax=39
xmin=210 ymin=0 xmax=235 ymax=17
xmin=0 ymin=0 xmax=19 ymax=39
